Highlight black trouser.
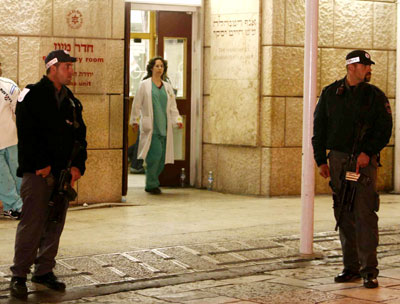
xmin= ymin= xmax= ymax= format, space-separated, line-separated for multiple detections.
xmin=128 ymin=129 xmax=143 ymax=170
xmin=329 ymin=150 xmax=379 ymax=278
xmin=10 ymin=173 xmax=68 ymax=278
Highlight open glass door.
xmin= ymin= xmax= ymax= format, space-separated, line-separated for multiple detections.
xmin=124 ymin=6 xmax=193 ymax=191
xmin=157 ymin=11 xmax=192 ymax=187
xmin=126 ymin=8 xmax=156 ymax=189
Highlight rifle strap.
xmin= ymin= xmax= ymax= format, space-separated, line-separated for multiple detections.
xmin=67 ymin=98 xmax=82 ymax=168
xmin=69 ymin=98 xmax=80 ymax=129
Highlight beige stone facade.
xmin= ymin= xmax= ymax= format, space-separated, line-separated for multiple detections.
xmin=0 ymin=0 xmax=125 ymax=203
xmin=0 ymin=0 xmax=396 ymax=202
xmin=203 ymin=0 xmax=397 ymax=195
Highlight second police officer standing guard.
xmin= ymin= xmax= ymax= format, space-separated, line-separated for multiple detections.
xmin=312 ymin=50 xmax=392 ymax=289
xmin=9 ymin=50 xmax=87 ymax=299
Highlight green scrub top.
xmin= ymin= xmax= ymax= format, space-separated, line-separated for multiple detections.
xmin=151 ymin=81 xmax=168 ymax=136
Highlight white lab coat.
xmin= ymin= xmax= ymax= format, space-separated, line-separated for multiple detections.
xmin=0 ymin=77 xmax=20 ymax=150
xmin=129 ymin=78 xmax=182 ymax=164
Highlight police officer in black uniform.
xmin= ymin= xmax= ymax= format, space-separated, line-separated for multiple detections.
xmin=9 ymin=50 xmax=87 ymax=298
xmin=312 ymin=50 xmax=392 ymax=289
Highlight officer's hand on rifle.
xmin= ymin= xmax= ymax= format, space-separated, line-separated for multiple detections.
xmin=70 ymin=167 xmax=81 ymax=187
xmin=318 ymin=164 xmax=330 ymax=178
xmin=36 ymin=165 xmax=51 ymax=178
xmin=356 ymin=152 xmax=370 ymax=174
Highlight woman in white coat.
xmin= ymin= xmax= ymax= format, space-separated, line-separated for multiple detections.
xmin=129 ymin=57 xmax=182 ymax=194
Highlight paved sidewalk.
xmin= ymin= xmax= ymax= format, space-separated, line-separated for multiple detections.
xmin=0 ymin=187 xmax=400 ymax=303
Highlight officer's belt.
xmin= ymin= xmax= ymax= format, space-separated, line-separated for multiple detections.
xmin=329 ymin=150 xmax=377 ymax=161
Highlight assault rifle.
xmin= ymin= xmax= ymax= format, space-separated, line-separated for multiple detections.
xmin=335 ymin=158 xmax=372 ymax=231
xmin=48 ymin=142 xmax=81 ymax=223
xmin=334 ymin=154 xmax=358 ymax=231
xmin=334 ymin=125 xmax=370 ymax=231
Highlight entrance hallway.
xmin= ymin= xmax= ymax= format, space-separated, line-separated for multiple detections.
xmin=1 ymin=189 xmax=400 ymax=302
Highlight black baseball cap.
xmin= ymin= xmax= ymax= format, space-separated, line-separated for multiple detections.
xmin=45 ymin=50 xmax=77 ymax=69
xmin=346 ymin=50 xmax=375 ymax=66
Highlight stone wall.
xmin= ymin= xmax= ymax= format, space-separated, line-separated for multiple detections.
xmin=0 ymin=0 xmax=125 ymax=203
xmin=203 ymin=0 xmax=396 ymax=195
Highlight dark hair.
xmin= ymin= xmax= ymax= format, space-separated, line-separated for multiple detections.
xmin=46 ymin=62 xmax=60 ymax=75
xmin=143 ymin=56 xmax=168 ymax=80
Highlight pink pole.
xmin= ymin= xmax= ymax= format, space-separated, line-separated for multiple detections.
xmin=300 ymin=0 xmax=319 ymax=255
xmin=394 ymin=1 xmax=400 ymax=192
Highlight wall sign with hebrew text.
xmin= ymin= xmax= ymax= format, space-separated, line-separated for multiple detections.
xmin=210 ymin=13 xmax=259 ymax=80
xmin=43 ymin=40 xmax=105 ymax=91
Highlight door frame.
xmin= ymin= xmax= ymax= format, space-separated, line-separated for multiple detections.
xmin=122 ymin=1 xmax=204 ymax=196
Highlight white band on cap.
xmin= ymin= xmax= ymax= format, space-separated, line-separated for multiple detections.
xmin=346 ymin=57 xmax=360 ymax=65
xmin=45 ymin=58 xmax=58 ymax=69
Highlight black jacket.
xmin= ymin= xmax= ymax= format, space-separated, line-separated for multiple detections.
xmin=16 ymin=76 xmax=87 ymax=177
xmin=312 ymin=77 xmax=392 ymax=167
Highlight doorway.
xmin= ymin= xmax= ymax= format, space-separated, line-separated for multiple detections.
xmin=122 ymin=2 xmax=202 ymax=195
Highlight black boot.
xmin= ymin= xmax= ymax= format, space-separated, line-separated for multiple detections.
xmin=363 ymin=274 xmax=379 ymax=289
xmin=145 ymin=187 xmax=161 ymax=194
xmin=334 ymin=270 xmax=361 ymax=283
xmin=31 ymin=272 xmax=66 ymax=291
xmin=9 ymin=276 xmax=28 ymax=299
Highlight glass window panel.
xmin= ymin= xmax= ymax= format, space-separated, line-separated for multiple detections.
xmin=130 ymin=39 xmax=149 ymax=96
xmin=130 ymin=10 xmax=149 ymax=33
xmin=173 ymin=115 xmax=186 ymax=161
xmin=164 ymin=38 xmax=187 ymax=99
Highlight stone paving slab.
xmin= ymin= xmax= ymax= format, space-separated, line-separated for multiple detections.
xmin=203 ymin=281 xmax=342 ymax=304
xmin=379 ymin=268 xmax=400 ymax=280
xmin=159 ymin=247 xmax=221 ymax=271
xmin=0 ymin=230 xmax=363 ymax=294
xmin=330 ymin=286 xmax=400 ymax=302
xmin=241 ymin=239 xmax=283 ymax=249
xmin=267 ymin=265 xmax=343 ymax=280
xmin=197 ymin=280 xmax=303 ymax=300
xmin=4 ymin=228 xmax=400 ymax=302
xmin=381 ymin=300 xmax=400 ymax=304
xmin=211 ymin=242 xmax=271 ymax=261
xmin=60 ymin=257 xmax=124 ymax=284
xmin=93 ymin=253 xmax=157 ymax=279
xmin=135 ymin=280 xmax=230 ymax=296
xmin=318 ymin=299 xmax=376 ymax=304
xmin=189 ymin=244 xmax=246 ymax=265
xmin=226 ymin=300 xmax=266 ymax=304
xmin=372 ymin=276 xmax=400 ymax=288
xmin=310 ymin=281 xmax=362 ymax=292
xmin=216 ymin=274 xmax=276 ymax=286
xmin=60 ymin=292 xmax=172 ymax=304
xmin=308 ymin=277 xmax=336 ymax=284
xmin=152 ymin=290 xmax=224 ymax=302
xmin=126 ymin=250 xmax=191 ymax=274
xmin=182 ymin=296 xmax=243 ymax=304
xmin=268 ymin=277 xmax=320 ymax=288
